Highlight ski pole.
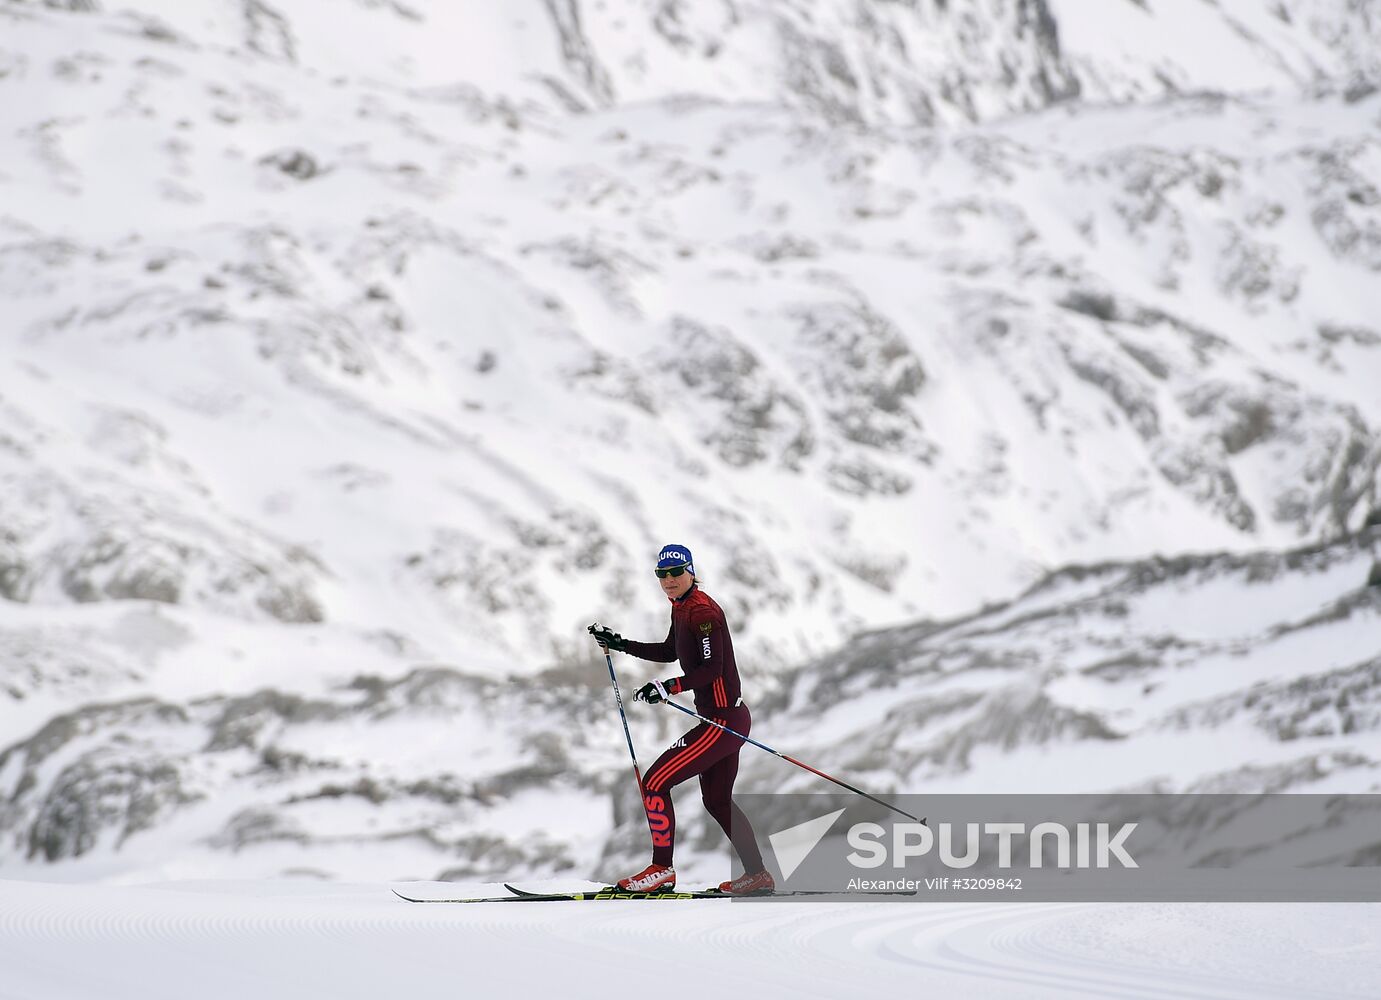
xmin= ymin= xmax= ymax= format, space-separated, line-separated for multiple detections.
xmin=658 ymin=697 xmax=924 ymax=824
xmin=600 ymin=647 xmax=647 ymax=798
xmin=595 ymin=646 xmax=671 ymax=846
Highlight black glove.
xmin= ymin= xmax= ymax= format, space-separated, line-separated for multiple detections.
xmin=635 ymin=679 xmax=669 ymax=704
xmin=587 ymin=623 xmax=628 ymax=653
xmin=634 ymin=678 xmax=681 ymax=704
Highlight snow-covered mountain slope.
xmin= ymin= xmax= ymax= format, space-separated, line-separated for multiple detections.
xmin=2 ymin=529 xmax=1374 ymax=886
xmin=12 ymin=0 xmax=1379 ymax=125
xmin=2 ymin=0 xmax=1380 ymax=886
xmin=3 ymin=0 xmax=1380 ymax=680
xmin=762 ymin=525 xmax=1381 ymax=798
xmin=2 ymin=879 xmax=1376 ymax=1000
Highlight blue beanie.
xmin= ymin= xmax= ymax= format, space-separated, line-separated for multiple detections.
xmin=656 ymin=543 xmax=694 ymax=575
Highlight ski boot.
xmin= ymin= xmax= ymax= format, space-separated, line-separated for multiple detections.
xmin=717 ymin=870 xmax=775 ymax=896
xmin=616 ymin=863 xmax=676 ymax=893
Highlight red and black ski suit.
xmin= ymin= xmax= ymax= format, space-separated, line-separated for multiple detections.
xmin=624 ymin=584 xmax=765 ymax=871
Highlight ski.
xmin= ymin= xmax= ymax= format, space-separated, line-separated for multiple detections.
xmin=392 ymin=882 xmax=919 ymax=904
xmin=391 ymin=886 xmax=726 ymax=904
xmin=503 ymin=882 xmax=729 ymax=900
xmin=504 ymin=882 xmax=916 ymax=900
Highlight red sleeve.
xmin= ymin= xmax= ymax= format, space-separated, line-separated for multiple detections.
xmin=624 ymin=624 xmax=676 ymax=663
xmin=667 ymin=607 xmax=723 ymax=694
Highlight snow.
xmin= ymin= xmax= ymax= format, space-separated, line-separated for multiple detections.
xmin=5 ymin=5 xmax=1378 ymax=686
xmin=0 ymin=3 xmax=1379 ymax=986
xmin=0 ymin=877 xmax=1376 ymax=1000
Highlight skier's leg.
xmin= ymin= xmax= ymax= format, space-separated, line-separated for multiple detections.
xmin=698 ymin=709 xmax=765 ymax=873
xmin=640 ymin=722 xmax=717 ymax=866
xmin=641 ymin=716 xmax=746 ymax=866
xmin=699 ymin=754 xmax=766 ymax=873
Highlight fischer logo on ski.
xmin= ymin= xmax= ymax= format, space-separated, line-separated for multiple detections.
xmin=391 ymin=883 xmax=918 ymax=903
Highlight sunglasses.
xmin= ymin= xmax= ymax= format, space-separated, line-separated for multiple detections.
xmin=654 ymin=564 xmax=690 ymax=579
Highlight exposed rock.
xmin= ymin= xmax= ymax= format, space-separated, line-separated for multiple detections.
xmin=789 ymin=297 xmax=928 ymax=454
xmin=656 ymin=317 xmax=814 ymax=470
xmin=259 ymin=149 xmax=320 ymax=181
xmin=244 ymin=0 xmax=295 ymax=63
xmin=28 ymin=751 xmax=200 ymax=860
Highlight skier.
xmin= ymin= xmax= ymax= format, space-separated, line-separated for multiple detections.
xmin=590 ymin=543 xmax=774 ymax=895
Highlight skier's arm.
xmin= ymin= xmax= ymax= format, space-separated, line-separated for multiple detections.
xmin=624 ymin=624 xmax=676 ymax=662
xmin=665 ymin=610 xmax=724 ymax=694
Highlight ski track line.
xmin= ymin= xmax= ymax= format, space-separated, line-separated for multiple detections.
xmin=834 ymin=901 xmax=1105 ymax=997
xmin=0 ymin=881 xmax=337 ymax=949
xmin=0 ymin=882 xmax=498 ymax=1000
xmin=871 ymin=902 xmax=1379 ymax=1000
xmin=0 ymin=881 xmax=819 ymax=999
xmin=523 ymin=896 xmax=924 ymax=996
xmin=508 ymin=898 xmax=962 ymax=999
xmin=981 ymin=912 xmax=1255 ymax=999
xmin=2 ymin=882 xmax=1377 ymax=1000
xmin=776 ymin=900 xmax=1023 ymax=996
xmin=480 ymin=895 xmax=1071 ymax=998
xmin=1004 ymin=904 xmax=1381 ymax=1000
xmin=910 ymin=906 xmax=1251 ymax=1000
xmin=1000 ymin=911 xmax=1275 ymax=1000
